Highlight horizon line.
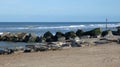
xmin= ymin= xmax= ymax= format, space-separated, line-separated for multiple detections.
xmin=0 ymin=21 xmax=120 ymax=23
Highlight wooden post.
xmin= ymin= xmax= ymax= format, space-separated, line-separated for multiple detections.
xmin=106 ymin=18 xmax=108 ymax=30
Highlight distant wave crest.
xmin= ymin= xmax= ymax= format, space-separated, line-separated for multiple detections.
xmin=0 ymin=23 xmax=120 ymax=30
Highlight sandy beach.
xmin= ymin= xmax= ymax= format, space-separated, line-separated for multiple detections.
xmin=0 ymin=0 xmax=120 ymax=67
xmin=0 ymin=42 xmax=120 ymax=67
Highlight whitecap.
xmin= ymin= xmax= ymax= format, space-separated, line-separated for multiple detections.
xmin=0 ymin=32 xmax=3 ymax=35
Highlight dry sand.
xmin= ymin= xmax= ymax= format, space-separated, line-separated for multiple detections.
xmin=0 ymin=42 xmax=120 ymax=67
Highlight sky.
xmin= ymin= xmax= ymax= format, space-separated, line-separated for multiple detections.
xmin=0 ymin=0 xmax=120 ymax=22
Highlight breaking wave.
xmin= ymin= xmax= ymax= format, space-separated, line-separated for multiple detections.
xmin=0 ymin=23 xmax=119 ymax=30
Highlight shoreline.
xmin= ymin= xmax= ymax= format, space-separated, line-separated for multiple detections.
xmin=0 ymin=27 xmax=119 ymax=55
xmin=0 ymin=27 xmax=120 ymax=67
xmin=0 ymin=42 xmax=120 ymax=67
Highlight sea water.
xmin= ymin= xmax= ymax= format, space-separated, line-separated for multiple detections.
xmin=0 ymin=22 xmax=120 ymax=47
xmin=0 ymin=22 xmax=119 ymax=35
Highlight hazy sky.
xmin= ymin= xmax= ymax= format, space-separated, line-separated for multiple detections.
xmin=0 ymin=0 xmax=120 ymax=22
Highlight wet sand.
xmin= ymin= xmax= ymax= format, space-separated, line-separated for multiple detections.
xmin=0 ymin=42 xmax=120 ymax=67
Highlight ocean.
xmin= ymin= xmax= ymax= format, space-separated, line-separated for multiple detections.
xmin=0 ymin=22 xmax=119 ymax=36
xmin=0 ymin=22 xmax=120 ymax=48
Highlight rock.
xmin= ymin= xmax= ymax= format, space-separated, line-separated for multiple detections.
xmin=43 ymin=31 xmax=54 ymax=42
xmin=46 ymin=38 xmax=54 ymax=42
xmin=93 ymin=35 xmax=101 ymax=38
xmin=74 ymin=37 xmax=80 ymax=42
xmin=81 ymin=42 xmax=90 ymax=47
xmin=0 ymin=32 xmax=10 ymax=37
xmin=0 ymin=32 xmax=38 ymax=42
xmin=71 ymin=41 xmax=81 ymax=47
xmin=61 ymin=43 xmax=71 ymax=49
xmin=24 ymin=48 xmax=32 ymax=53
xmin=95 ymin=40 xmax=111 ymax=44
xmin=76 ymin=29 xmax=84 ymax=37
xmin=6 ymin=49 xmax=14 ymax=54
xmin=54 ymin=32 xmax=65 ymax=41
xmin=8 ymin=33 xmax=18 ymax=42
xmin=0 ymin=32 xmax=10 ymax=41
xmin=38 ymin=46 xmax=48 ymax=51
xmin=57 ymin=37 xmax=66 ymax=42
xmin=0 ymin=32 xmax=17 ymax=41
xmin=24 ymin=45 xmax=36 ymax=52
xmin=37 ymin=43 xmax=49 ymax=51
xmin=117 ymin=38 xmax=120 ymax=44
xmin=103 ymin=30 xmax=113 ymax=38
xmin=44 ymin=31 xmax=53 ymax=39
xmin=47 ymin=42 xmax=62 ymax=50
xmin=55 ymin=32 xmax=65 ymax=37
xmin=83 ymin=28 xmax=102 ymax=37
xmin=116 ymin=26 xmax=120 ymax=35
xmin=0 ymin=48 xmax=14 ymax=55
xmin=48 ymin=42 xmax=63 ymax=47
xmin=65 ymin=31 xmax=76 ymax=40
xmin=80 ymin=35 xmax=90 ymax=39
xmin=27 ymin=33 xmax=38 ymax=42
xmin=39 ymin=36 xmax=46 ymax=43
xmin=0 ymin=49 xmax=5 ymax=55
xmin=15 ymin=32 xmax=29 ymax=42
xmin=0 ymin=32 xmax=40 ymax=42
xmin=91 ymin=28 xmax=102 ymax=36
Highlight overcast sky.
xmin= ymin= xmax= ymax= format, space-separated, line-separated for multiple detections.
xmin=0 ymin=0 xmax=120 ymax=22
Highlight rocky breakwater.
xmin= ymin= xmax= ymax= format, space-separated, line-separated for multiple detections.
xmin=1 ymin=28 xmax=114 ymax=55
xmin=0 ymin=28 xmax=102 ymax=43
xmin=0 ymin=32 xmax=39 ymax=42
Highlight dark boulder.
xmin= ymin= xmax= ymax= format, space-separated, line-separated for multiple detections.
xmin=101 ymin=30 xmax=112 ymax=37
xmin=54 ymin=32 xmax=65 ymax=41
xmin=43 ymin=31 xmax=53 ymax=39
xmin=84 ymin=28 xmax=102 ymax=37
xmin=55 ymin=32 xmax=65 ymax=37
xmin=76 ymin=29 xmax=84 ymax=37
xmin=91 ymin=28 xmax=101 ymax=36
xmin=65 ymin=31 xmax=76 ymax=40
xmin=116 ymin=26 xmax=120 ymax=35
xmin=43 ymin=31 xmax=54 ymax=42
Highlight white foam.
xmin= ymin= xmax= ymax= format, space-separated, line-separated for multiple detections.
xmin=0 ymin=32 xmax=3 ymax=35
xmin=34 ymin=25 xmax=86 ymax=30
xmin=0 ymin=23 xmax=119 ymax=31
